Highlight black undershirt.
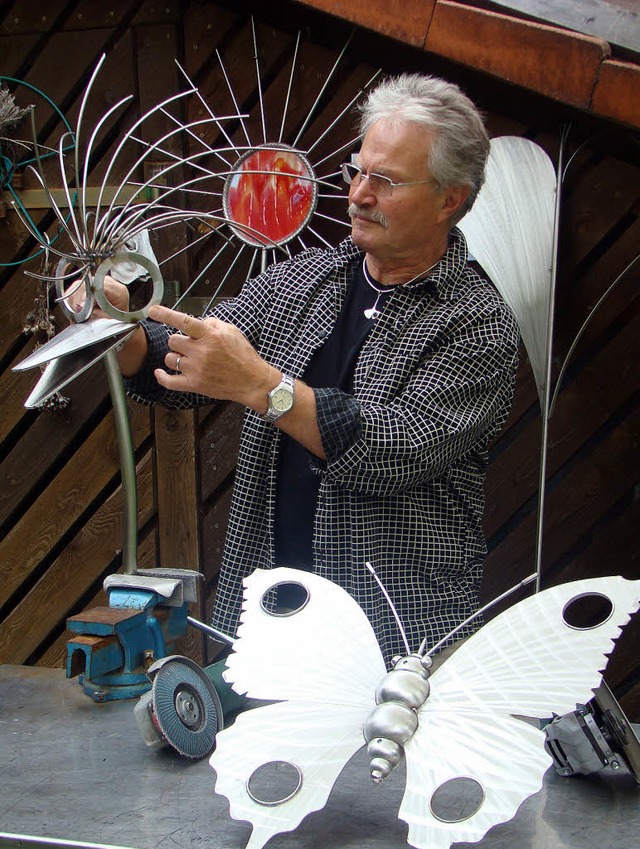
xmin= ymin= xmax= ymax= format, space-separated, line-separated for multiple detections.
xmin=273 ymin=260 xmax=392 ymax=568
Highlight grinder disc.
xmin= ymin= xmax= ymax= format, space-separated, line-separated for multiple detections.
xmin=150 ymin=656 xmax=224 ymax=759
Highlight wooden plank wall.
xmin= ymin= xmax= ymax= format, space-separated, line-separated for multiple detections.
xmin=0 ymin=0 xmax=638 ymax=718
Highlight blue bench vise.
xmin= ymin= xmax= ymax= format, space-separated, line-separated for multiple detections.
xmin=65 ymin=568 xmax=201 ymax=702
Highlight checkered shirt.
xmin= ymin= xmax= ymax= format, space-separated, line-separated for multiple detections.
xmin=126 ymin=228 xmax=519 ymax=664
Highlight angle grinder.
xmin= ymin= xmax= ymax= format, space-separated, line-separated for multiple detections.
xmin=134 ymin=615 xmax=242 ymax=759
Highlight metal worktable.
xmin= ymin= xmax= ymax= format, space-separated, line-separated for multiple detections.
xmin=1 ymin=665 xmax=638 ymax=849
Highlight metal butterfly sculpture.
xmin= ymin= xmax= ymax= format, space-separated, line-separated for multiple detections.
xmin=209 ymin=568 xmax=639 ymax=849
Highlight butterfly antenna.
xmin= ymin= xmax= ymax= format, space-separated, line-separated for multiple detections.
xmin=365 ymin=562 xmax=412 ymax=656
xmin=419 ymin=572 xmax=538 ymax=657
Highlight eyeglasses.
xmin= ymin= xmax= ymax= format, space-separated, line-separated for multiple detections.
xmin=341 ymin=161 xmax=435 ymax=197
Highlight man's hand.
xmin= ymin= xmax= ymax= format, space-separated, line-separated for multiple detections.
xmin=65 ymin=273 xmax=131 ymax=317
xmin=149 ymin=304 xmax=277 ymax=412
xmin=149 ymin=304 xmax=325 ymax=458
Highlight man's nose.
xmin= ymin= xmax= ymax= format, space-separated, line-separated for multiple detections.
xmin=350 ymin=175 xmax=376 ymax=205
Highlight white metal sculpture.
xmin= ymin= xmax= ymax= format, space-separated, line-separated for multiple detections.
xmin=459 ymin=136 xmax=558 ymax=590
xmin=210 ymin=567 xmax=639 ymax=849
xmin=459 ymin=135 xmax=557 ymax=407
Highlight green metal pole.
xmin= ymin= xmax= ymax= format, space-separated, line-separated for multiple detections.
xmin=104 ymin=349 xmax=137 ymax=574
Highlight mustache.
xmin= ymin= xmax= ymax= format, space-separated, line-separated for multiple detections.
xmin=348 ymin=203 xmax=388 ymax=229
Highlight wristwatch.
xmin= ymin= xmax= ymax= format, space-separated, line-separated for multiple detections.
xmin=262 ymin=373 xmax=295 ymax=422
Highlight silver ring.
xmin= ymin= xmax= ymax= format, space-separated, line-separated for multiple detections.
xmin=175 ymin=356 xmax=182 ymax=373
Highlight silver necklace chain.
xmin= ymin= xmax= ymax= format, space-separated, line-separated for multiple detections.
xmin=361 ymin=260 xmax=389 ymax=319
xmin=362 ymin=258 xmax=438 ymax=319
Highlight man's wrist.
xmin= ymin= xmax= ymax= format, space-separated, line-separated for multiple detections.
xmin=117 ymin=324 xmax=149 ymax=377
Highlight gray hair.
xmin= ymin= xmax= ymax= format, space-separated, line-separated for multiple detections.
xmin=358 ymin=74 xmax=490 ymax=223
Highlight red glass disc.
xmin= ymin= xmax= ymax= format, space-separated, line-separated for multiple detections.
xmin=224 ymin=146 xmax=316 ymax=247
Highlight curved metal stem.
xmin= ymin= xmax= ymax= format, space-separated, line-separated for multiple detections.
xmin=549 ymin=253 xmax=639 ymax=417
xmin=365 ymin=562 xmax=411 ymax=656
xmin=533 ymin=127 xmax=567 ymax=593
xmin=104 ymin=349 xmax=137 ymax=574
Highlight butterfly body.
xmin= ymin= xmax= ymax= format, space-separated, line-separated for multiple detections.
xmin=364 ymin=653 xmax=433 ymax=783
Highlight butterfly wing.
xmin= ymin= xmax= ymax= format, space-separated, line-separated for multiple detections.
xmin=210 ymin=567 xmax=387 ymax=849
xmin=399 ymin=576 xmax=640 ymax=849
xmin=222 ymin=567 xmax=387 ymax=702
xmin=403 ymin=712 xmax=549 ymax=849
xmin=426 ymin=575 xmax=640 ymax=717
xmin=211 ymin=700 xmax=369 ymax=849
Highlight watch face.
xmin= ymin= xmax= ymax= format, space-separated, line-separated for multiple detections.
xmin=272 ymin=387 xmax=293 ymax=412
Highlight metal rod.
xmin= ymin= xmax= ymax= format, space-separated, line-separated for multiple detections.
xmin=533 ymin=127 xmax=566 ymax=593
xmin=213 ymin=50 xmax=252 ymax=149
xmin=104 ymin=349 xmax=137 ymax=574
xmin=202 ymin=243 xmax=247 ymax=313
xmin=306 ymin=69 xmax=381 ymax=155
xmin=305 ymin=225 xmax=333 ymax=249
xmin=187 ymin=615 xmax=234 ymax=645
xmin=279 ymin=30 xmax=301 ymax=143
xmin=293 ymin=30 xmax=354 ymax=148
xmin=549 ymin=252 xmax=639 ymax=417
xmin=421 ymin=573 xmax=538 ymax=657
xmin=252 ymin=17 xmax=267 ymax=145
xmin=365 ymin=562 xmax=411 ymax=656
xmin=313 ymin=133 xmax=362 ymax=169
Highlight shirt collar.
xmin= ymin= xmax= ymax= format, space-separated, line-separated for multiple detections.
xmin=424 ymin=227 xmax=470 ymax=302
xmin=336 ymin=228 xmax=470 ymax=301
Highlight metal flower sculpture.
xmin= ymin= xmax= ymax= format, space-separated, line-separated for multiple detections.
xmin=12 ymin=30 xmax=376 ymax=575
xmin=11 ymin=54 xmax=234 ymax=328
xmin=14 ymin=24 xmax=377 ymax=392
xmin=11 ymin=53 xmax=248 ymax=570
xmin=459 ymin=134 xmax=639 ymax=587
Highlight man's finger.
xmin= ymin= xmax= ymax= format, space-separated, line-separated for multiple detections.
xmin=154 ymin=367 xmax=188 ymax=390
xmin=148 ymin=304 xmax=208 ymax=340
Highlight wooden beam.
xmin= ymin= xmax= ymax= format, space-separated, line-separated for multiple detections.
xmin=154 ymin=406 xmax=200 ymax=571
xmin=4 ymin=184 xmax=149 ymax=210
xmin=425 ymin=2 xmax=611 ymax=110
xmin=293 ymin=0 xmax=436 ymax=46
xmin=484 ymin=0 xmax=640 ymax=55
xmin=294 ymin=0 xmax=640 ymax=131
xmin=592 ymin=59 xmax=640 ymax=128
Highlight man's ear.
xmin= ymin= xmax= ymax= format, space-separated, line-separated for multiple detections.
xmin=436 ymin=184 xmax=471 ymax=225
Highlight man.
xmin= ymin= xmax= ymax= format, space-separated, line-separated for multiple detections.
xmin=107 ymin=73 xmax=519 ymax=664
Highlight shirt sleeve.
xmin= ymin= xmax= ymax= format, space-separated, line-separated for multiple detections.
xmin=313 ymin=387 xmax=362 ymax=461
xmin=312 ymin=300 xmax=520 ymax=496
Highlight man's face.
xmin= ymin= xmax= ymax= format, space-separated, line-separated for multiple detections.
xmin=348 ymin=119 xmax=447 ymax=267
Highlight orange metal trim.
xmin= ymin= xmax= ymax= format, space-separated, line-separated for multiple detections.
xmin=592 ymin=59 xmax=640 ymax=129
xmin=425 ymin=2 xmax=610 ymax=109
xmin=293 ymin=0 xmax=436 ymax=47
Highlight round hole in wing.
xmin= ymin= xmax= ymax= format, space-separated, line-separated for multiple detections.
xmin=429 ymin=777 xmax=484 ymax=823
xmin=562 ymin=592 xmax=614 ymax=630
xmin=260 ymin=580 xmax=310 ymax=616
xmin=246 ymin=760 xmax=303 ymax=806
